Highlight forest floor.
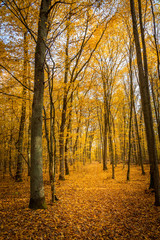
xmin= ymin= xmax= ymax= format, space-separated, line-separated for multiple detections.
xmin=0 ymin=162 xmax=160 ymax=240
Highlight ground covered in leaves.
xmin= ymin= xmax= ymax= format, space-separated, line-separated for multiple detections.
xmin=0 ymin=163 xmax=160 ymax=240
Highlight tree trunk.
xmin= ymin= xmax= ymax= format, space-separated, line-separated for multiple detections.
xmin=9 ymin=105 xmax=14 ymax=179
xmin=150 ymin=0 xmax=160 ymax=82
xmin=65 ymin=117 xmax=71 ymax=175
xmin=130 ymin=0 xmax=160 ymax=205
xmin=133 ymin=96 xmax=145 ymax=175
xmin=15 ymin=31 xmax=27 ymax=182
xmin=96 ymin=105 xmax=103 ymax=163
xmin=137 ymin=0 xmax=156 ymax=187
xmin=108 ymin=118 xmax=114 ymax=179
xmin=127 ymin=43 xmax=133 ymax=181
xmin=83 ymin=114 xmax=90 ymax=165
xmin=123 ymin=105 xmax=126 ymax=168
xmin=59 ymin=15 xmax=70 ymax=180
xmin=29 ymin=0 xmax=51 ymax=209
xmin=150 ymin=77 xmax=160 ymax=142
xmin=88 ymin=133 xmax=94 ymax=163
xmin=64 ymin=93 xmax=73 ymax=175
xmin=27 ymin=60 xmax=31 ymax=176
xmin=103 ymin=78 xmax=108 ymax=170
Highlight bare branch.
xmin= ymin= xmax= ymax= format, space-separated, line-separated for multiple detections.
xmin=0 ymin=91 xmax=31 ymax=100
xmin=0 ymin=64 xmax=34 ymax=92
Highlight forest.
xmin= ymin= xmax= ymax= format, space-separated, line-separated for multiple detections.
xmin=0 ymin=0 xmax=160 ymax=239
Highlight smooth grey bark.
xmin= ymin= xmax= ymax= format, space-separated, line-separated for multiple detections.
xmin=130 ymin=0 xmax=160 ymax=205
xmin=29 ymin=0 xmax=52 ymax=209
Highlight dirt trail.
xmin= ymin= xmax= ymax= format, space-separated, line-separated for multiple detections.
xmin=0 ymin=163 xmax=160 ymax=239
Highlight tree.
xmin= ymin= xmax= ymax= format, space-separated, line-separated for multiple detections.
xmin=15 ymin=30 xmax=28 ymax=182
xmin=29 ymin=0 xmax=52 ymax=209
xmin=130 ymin=0 xmax=160 ymax=205
xmin=127 ymin=41 xmax=134 ymax=181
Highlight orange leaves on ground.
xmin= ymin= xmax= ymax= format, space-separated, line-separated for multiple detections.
xmin=0 ymin=163 xmax=160 ymax=239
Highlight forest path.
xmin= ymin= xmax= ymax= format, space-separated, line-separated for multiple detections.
xmin=0 ymin=162 xmax=160 ymax=239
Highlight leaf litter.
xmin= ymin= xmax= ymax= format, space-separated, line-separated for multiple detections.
xmin=0 ymin=163 xmax=160 ymax=239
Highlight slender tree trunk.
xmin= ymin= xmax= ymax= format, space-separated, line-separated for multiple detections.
xmin=150 ymin=0 xmax=160 ymax=82
xmin=127 ymin=44 xmax=133 ymax=181
xmin=108 ymin=118 xmax=114 ymax=179
xmin=59 ymin=15 xmax=70 ymax=180
xmin=15 ymin=31 xmax=27 ymax=182
xmin=97 ymin=105 xmax=103 ymax=163
xmin=138 ymin=0 xmax=157 ymax=188
xmin=29 ymin=0 xmax=51 ymax=209
xmin=83 ymin=114 xmax=90 ymax=165
xmin=65 ymin=140 xmax=69 ymax=175
xmin=73 ymin=107 xmax=82 ymax=165
xmin=9 ymin=105 xmax=14 ymax=178
xmin=130 ymin=0 xmax=160 ymax=205
xmin=123 ymin=105 xmax=126 ymax=168
xmin=9 ymin=132 xmax=13 ymax=178
xmin=64 ymin=92 xmax=73 ymax=175
xmin=44 ymin=93 xmax=57 ymax=203
xmin=88 ymin=133 xmax=94 ymax=163
xmin=133 ymin=97 xmax=145 ymax=175
xmin=27 ymin=114 xmax=31 ymax=176
xmin=27 ymin=60 xmax=31 ymax=176
xmin=48 ymin=69 xmax=57 ymax=202
xmin=150 ymin=0 xmax=160 ymax=142
xmin=3 ymin=138 xmax=7 ymax=178
xmin=150 ymin=77 xmax=160 ymax=141
xmin=113 ymin=119 xmax=117 ymax=167
xmin=132 ymin=127 xmax=138 ymax=164
xmin=139 ymin=112 xmax=145 ymax=160
xmin=64 ymin=115 xmax=71 ymax=175
xmin=103 ymin=78 xmax=108 ymax=170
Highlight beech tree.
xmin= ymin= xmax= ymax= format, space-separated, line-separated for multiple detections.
xmin=130 ymin=0 xmax=160 ymax=205
xmin=29 ymin=0 xmax=53 ymax=209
